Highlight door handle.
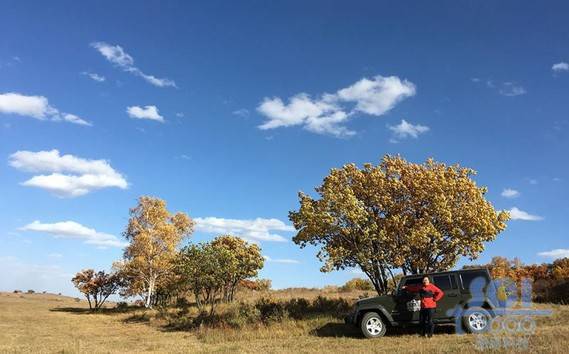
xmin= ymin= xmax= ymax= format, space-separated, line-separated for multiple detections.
xmin=447 ymin=294 xmax=458 ymax=297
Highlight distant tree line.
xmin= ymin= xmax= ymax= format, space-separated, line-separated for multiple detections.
xmin=464 ymin=256 xmax=569 ymax=303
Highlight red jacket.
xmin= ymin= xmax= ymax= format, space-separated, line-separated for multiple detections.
xmin=405 ymin=284 xmax=444 ymax=309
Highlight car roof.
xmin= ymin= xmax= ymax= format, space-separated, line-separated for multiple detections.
xmin=401 ymin=267 xmax=490 ymax=279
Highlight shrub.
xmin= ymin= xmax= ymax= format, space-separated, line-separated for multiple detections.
xmin=340 ymin=278 xmax=374 ymax=292
xmin=224 ymin=302 xmax=261 ymax=328
xmin=312 ymin=296 xmax=350 ymax=317
xmin=284 ymin=298 xmax=310 ymax=320
xmin=13 ymin=290 xmax=22 ymax=294
xmin=26 ymin=290 xmax=35 ymax=294
xmin=255 ymin=297 xmax=287 ymax=323
xmin=116 ymin=301 xmax=129 ymax=311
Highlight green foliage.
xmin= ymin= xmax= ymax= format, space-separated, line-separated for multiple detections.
xmin=178 ymin=242 xmax=234 ymax=315
xmin=210 ymin=235 xmax=264 ymax=302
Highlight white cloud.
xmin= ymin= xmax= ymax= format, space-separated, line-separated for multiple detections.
xmin=388 ymin=119 xmax=429 ymax=141
xmin=501 ymin=188 xmax=520 ymax=198
xmin=0 ymin=92 xmax=92 ymax=126
xmin=552 ymin=62 xmax=569 ymax=73
xmin=58 ymin=113 xmax=92 ymax=126
xmin=257 ymin=75 xmax=415 ymax=137
xmin=336 ymin=76 xmax=416 ymax=116
xmin=82 ymin=71 xmax=106 ymax=82
xmin=127 ymin=105 xmax=164 ymax=122
xmin=91 ymin=42 xmax=176 ymax=88
xmin=20 ymin=220 xmax=127 ymax=248
xmin=9 ymin=150 xmax=128 ymax=197
xmin=263 ymin=255 xmax=300 ymax=264
xmin=509 ymin=207 xmax=543 ymax=221
xmin=194 ymin=217 xmax=294 ymax=242
xmin=538 ymin=249 xmax=569 ymax=259
xmin=498 ymin=82 xmax=526 ymax=97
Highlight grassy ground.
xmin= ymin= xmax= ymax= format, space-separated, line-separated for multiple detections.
xmin=1 ymin=291 xmax=567 ymax=353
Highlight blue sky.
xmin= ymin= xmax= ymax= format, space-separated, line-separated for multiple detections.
xmin=1 ymin=1 xmax=568 ymax=296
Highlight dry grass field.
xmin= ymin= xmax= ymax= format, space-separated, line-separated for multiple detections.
xmin=1 ymin=291 xmax=568 ymax=353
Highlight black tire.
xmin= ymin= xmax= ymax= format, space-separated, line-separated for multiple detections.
xmin=461 ymin=307 xmax=491 ymax=334
xmin=360 ymin=312 xmax=387 ymax=338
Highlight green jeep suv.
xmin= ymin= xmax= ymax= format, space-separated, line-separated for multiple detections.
xmin=345 ymin=268 xmax=497 ymax=338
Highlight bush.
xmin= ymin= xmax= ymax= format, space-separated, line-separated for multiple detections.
xmin=284 ymin=298 xmax=310 ymax=320
xmin=116 ymin=301 xmax=129 ymax=311
xmin=224 ymin=302 xmax=261 ymax=328
xmin=13 ymin=290 xmax=22 ymax=294
xmin=26 ymin=290 xmax=35 ymax=294
xmin=255 ymin=297 xmax=287 ymax=323
xmin=340 ymin=278 xmax=374 ymax=292
xmin=312 ymin=296 xmax=350 ymax=317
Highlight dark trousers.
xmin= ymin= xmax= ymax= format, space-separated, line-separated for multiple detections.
xmin=419 ymin=308 xmax=435 ymax=337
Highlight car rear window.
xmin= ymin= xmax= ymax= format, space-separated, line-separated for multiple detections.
xmin=402 ymin=277 xmax=423 ymax=287
xmin=460 ymin=271 xmax=489 ymax=292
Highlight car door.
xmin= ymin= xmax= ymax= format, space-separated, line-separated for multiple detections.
xmin=392 ymin=277 xmax=423 ymax=323
xmin=432 ymin=274 xmax=461 ymax=319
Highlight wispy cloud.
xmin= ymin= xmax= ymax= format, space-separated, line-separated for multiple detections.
xmin=552 ymin=62 xmax=569 ymax=73
xmin=501 ymin=188 xmax=520 ymax=198
xmin=499 ymin=82 xmax=527 ymax=97
xmin=257 ymin=75 xmax=416 ymax=137
xmin=0 ymin=92 xmax=92 ymax=126
xmin=233 ymin=108 xmax=250 ymax=118
xmin=9 ymin=150 xmax=128 ymax=198
xmin=472 ymin=79 xmax=527 ymax=97
xmin=263 ymin=255 xmax=300 ymax=264
xmin=388 ymin=119 xmax=429 ymax=142
xmin=20 ymin=220 xmax=126 ymax=248
xmin=509 ymin=207 xmax=543 ymax=221
xmin=194 ymin=217 xmax=294 ymax=242
xmin=538 ymin=249 xmax=569 ymax=259
xmin=126 ymin=105 xmax=164 ymax=122
xmin=81 ymin=71 xmax=106 ymax=82
xmin=91 ymin=42 xmax=176 ymax=88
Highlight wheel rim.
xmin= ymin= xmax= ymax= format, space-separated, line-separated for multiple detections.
xmin=468 ymin=312 xmax=488 ymax=331
xmin=366 ymin=317 xmax=383 ymax=335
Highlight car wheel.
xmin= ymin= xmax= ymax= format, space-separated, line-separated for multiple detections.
xmin=360 ymin=312 xmax=387 ymax=338
xmin=462 ymin=307 xmax=491 ymax=334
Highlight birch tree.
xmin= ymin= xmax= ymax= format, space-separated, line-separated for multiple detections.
xmin=122 ymin=196 xmax=194 ymax=308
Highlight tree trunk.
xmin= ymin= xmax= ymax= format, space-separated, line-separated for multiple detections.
xmin=145 ymin=278 xmax=154 ymax=308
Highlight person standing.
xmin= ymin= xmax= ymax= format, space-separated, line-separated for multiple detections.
xmin=402 ymin=276 xmax=444 ymax=338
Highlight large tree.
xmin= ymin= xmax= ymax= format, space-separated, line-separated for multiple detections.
xmin=122 ymin=196 xmax=194 ymax=308
xmin=290 ymin=155 xmax=509 ymax=295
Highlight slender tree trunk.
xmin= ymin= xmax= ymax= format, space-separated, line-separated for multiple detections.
xmin=145 ymin=277 xmax=155 ymax=308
